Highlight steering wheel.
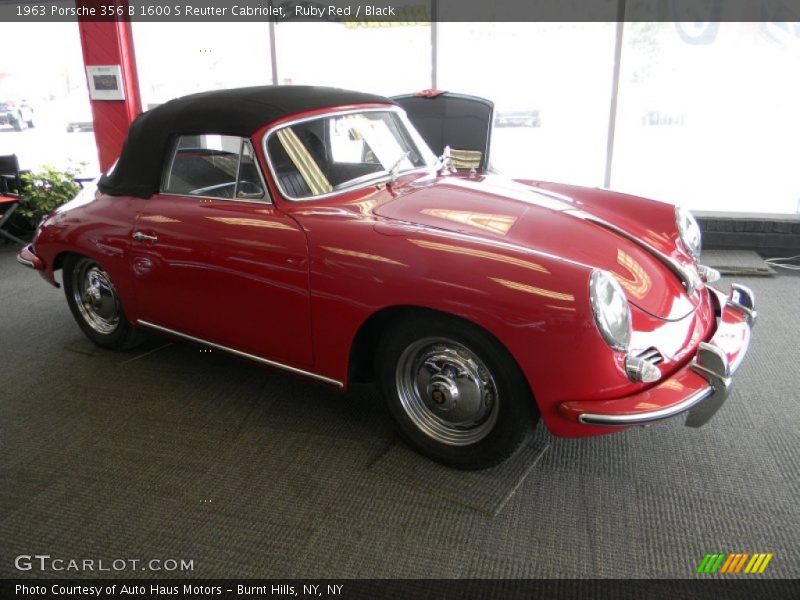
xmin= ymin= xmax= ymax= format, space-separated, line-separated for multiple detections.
xmin=189 ymin=180 xmax=264 ymax=199
xmin=189 ymin=182 xmax=235 ymax=198
xmin=236 ymin=180 xmax=264 ymax=197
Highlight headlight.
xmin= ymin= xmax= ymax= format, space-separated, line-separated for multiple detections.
xmin=676 ymin=206 xmax=701 ymax=258
xmin=589 ymin=270 xmax=631 ymax=351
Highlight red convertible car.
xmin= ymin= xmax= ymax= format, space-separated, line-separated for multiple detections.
xmin=17 ymin=86 xmax=755 ymax=469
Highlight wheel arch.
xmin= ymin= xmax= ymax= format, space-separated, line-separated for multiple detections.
xmin=53 ymin=250 xmax=78 ymax=272
xmin=347 ymin=304 xmax=533 ymax=397
xmin=50 ymin=250 xmax=83 ymax=284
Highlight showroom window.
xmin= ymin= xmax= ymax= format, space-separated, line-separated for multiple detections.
xmin=0 ymin=21 xmax=99 ymax=178
xmin=5 ymin=16 xmax=797 ymax=218
xmin=436 ymin=22 xmax=618 ymax=186
xmin=611 ymin=22 xmax=800 ymax=214
xmin=272 ymin=7 xmax=432 ymax=97
xmin=132 ymin=22 xmax=274 ymax=109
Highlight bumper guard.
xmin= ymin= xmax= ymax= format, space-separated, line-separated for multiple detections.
xmin=16 ymin=244 xmax=44 ymax=270
xmin=567 ymin=284 xmax=755 ymax=428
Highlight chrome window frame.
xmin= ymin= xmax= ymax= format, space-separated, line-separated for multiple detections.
xmin=160 ymin=135 xmax=272 ymax=205
xmin=233 ymin=139 xmax=271 ymax=203
xmin=261 ymin=106 xmax=435 ymax=202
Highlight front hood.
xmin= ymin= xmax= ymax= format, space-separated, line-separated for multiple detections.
xmin=374 ymin=174 xmax=699 ymax=320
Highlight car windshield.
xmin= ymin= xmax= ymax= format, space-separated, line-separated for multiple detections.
xmin=266 ymin=109 xmax=436 ymax=200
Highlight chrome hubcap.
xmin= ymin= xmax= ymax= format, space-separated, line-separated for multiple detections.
xmin=396 ymin=338 xmax=499 ymax=446
xmin=72 ymin=260 xmax=120 ymax=335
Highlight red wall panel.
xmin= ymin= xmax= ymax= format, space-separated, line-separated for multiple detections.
xmin=77 ymin=5 xmax=142 ymax=171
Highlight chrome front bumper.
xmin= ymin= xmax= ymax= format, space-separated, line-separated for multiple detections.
xmin=683 ymin=284 xmax=755 ymax=427
xmin=17 ymin=244 xmax=45 ymax=270
xmin=566 ymin=284 xmax=756 ymax=428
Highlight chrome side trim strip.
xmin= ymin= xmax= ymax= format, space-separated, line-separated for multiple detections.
xmin=136 ymin=320 xmax=344 ymax=388
xmin=578 ymin=386 xmax=714 ymax=426
xmin=158 ymin=191 xmax=273 ymax=205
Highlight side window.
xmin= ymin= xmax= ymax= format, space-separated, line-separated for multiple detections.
xmin=163 ymin=135 xmax=266 ymax=201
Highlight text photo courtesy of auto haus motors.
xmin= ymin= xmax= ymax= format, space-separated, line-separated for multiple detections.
xmin=0 ymin=1 xmax=799 ymax=598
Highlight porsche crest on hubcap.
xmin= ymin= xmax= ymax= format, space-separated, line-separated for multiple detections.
xmin=396 ymin=338 xmax=499 ymax=446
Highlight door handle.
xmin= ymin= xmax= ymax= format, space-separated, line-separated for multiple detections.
xmin=133 ymin=231 xmax=158 ymax=242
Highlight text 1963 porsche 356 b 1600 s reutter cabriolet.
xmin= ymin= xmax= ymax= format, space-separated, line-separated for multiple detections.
xmin=18 ymin=86 xmax=756 ymax=469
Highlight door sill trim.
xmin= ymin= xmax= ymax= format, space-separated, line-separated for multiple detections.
xmin=136 ymin=319 xmax=344 ymax=388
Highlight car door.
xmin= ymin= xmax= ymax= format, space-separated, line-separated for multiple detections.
xmin=131 ymin=134 xmax=313 ymax=367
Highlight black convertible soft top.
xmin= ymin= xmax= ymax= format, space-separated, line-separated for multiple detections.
xmin=97 ymin=85 xmax=394 ymax=198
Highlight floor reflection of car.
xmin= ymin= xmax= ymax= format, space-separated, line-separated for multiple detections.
xmin=0 ymin=98 xmax=35 ymax=131
xmin=66 ymin=101 xmax=94 ymax=132
xmin=495 ymin=109 xmax=541 ymax=127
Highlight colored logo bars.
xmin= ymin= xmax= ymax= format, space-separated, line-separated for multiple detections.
xmin=696 ymin=552 xmax=773 ymax=574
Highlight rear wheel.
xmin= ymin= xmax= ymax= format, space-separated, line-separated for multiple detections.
xmin=63 ymin=255 xmax=144 ymax=350
xmin=378 ymin=314 xmax=537 ymax=469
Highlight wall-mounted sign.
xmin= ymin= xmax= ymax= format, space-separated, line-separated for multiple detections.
xmin=86 ymin=65 xmax=125 ymax=101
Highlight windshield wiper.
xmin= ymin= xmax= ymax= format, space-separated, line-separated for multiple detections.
xmin=387 ymin=151 xmax=411 ymax=187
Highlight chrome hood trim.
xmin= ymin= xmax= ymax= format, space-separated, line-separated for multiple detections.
xmin=570 ymin=211 xmax=700 ymax=298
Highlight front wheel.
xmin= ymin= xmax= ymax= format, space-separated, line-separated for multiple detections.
xmin=378 ymin=315 xmax=538 ymax=469
xmin=63 ymin=255 xmax=144 ymax=350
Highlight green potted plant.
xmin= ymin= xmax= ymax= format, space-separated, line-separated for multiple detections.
xmin=14 ymin=164 xmax=83 ymax=232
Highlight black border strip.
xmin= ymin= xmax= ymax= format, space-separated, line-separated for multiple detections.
xmin=1 ymin=0 xmax=800 ymax=23
xmin=3 ymin=578 xmax=800 ymax=600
